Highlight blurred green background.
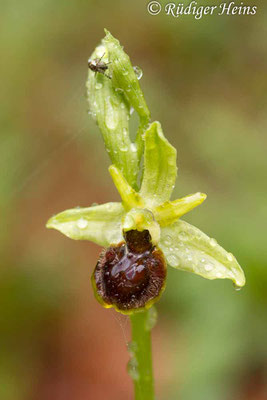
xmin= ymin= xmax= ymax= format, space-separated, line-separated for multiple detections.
xmin=1 ymin=0 xmax=267 ymax=399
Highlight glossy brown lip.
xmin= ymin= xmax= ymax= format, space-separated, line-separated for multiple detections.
xmin=92 ymin=230 xmax=167 ymax=313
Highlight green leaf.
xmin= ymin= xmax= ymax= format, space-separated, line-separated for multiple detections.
xmin=159 ymin=219 xmax=245 ymax=288
xmin=153 ymin=192 xmax=207 ymax=227
xmin=46 ymin=202 xmax=125 ymax=247
xmin=140 ymin=122 xmax=177 ymax=207
xmin=86 ymin=43 xmax=139 ymax=189
xmin=109 ymin=165 xmax=144 ymax=210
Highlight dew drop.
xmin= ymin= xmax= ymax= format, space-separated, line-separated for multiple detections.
xmin=167 ymin=254 xmax=179 ymax=267
xmin=105 ymin=97 xmax=118 ymax=130
xmin=227 ymin=253 xmax=234 ymax=262
xmin=133 ymin=66 xmax=143 ymax=80
xmin=77 ymin=218 xmax=88 ymax=229
xmin=130 ymin=143 xmax=137 ymax=152
xmin=127 ymin=357 xmax=139 ymax=381
xmin=127 ymin=341 xmax=138 ymax=354
xmin=120 ymin=144 xmax=128 ymax=152
xmin=163 ymin=235 xmax=172 ymax=246
xmin=145 ymin=307 xmax=158 ymax=331
xmin=216 ymin=272 xmax=223 ymax=278
xmin=178 ymin=232 xmax=187 ymax=241
xmin=210 ymin=238 xmax=217 ymax=247
xmin=95 ymin=82 xmax=102 ymax=89
xmin=122 ymin=69 xmax=129 ymax=76
xmin=204 ymin=263 xmax=213 ymax=272
xmin=233 ymin=283 xmax=242 ymax=291
xmin=115 ymin=87 xmax=124 ymax=93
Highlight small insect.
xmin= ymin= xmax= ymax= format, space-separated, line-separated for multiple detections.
xmin=88 ymin=53 xmax=111 ymax=79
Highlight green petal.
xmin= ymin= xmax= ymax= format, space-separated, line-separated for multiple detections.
xmin=153 ymin=192 xmax=207 ymax=227
xmin=159 ymin=220 xmax=245 ymax=288
xmin=109 ymin=165 xmax=144 ymax=210
xmin=140 ymin=122 xmax=177 ymax=207
xmin=46 ymin=202 xmax=125 ymax=247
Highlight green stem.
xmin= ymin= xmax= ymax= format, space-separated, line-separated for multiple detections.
xmin=129 ymin=310 xmax=155 ymax=400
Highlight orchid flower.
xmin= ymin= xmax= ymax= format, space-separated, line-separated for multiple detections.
xmin=46 ymin=30 xmax=245 ymax=316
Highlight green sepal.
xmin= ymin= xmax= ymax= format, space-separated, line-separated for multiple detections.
xmin=104 ymin=29 xmax=150 ymax=124
xmin=86 ymin=43 xmax=139 ymax=189
xmin=104 ymin=30 xmax=151 ymax=166
xmin=46 ymin=202 xmax=125 ymax=247
xmin=109 ymin=165 xmax=144 ymax=210
xmin=140 ymin=122 xmax=177 ymax=207
xmin=153 ymin=192 xmax=207 ymax=227
xmin=159 ymin=219 xmax=245 ymax=288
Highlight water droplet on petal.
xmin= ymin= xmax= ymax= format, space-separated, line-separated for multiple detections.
xmin=163 ymin=235 xmax=172 ymax=246
xmin=115 ymin=87 xmax=124 ymax=93
xmin=77 ymin=218 xmax=88 ymax=229
xmin=227 ymin=253 xmax=234 ymax=262
xmin=105 ymin=97 xmax=118 ymax=130
xmin=178 ymin=232 xmax=187 ymax=241
xmin=120 ymin=144 xmax=128 ymax=152
xmin=133 ymin=66 xmax=143 ymax=80
xmin=95 ymin=82 xmax=102 ymax=89
xmin=233 ymin=283 xmax=242 ymax=291
xmin=204 ymin=263 xmax=213 ymax=272
xmin=130 ymin=143 xmax=137 ymax=152
xmin=167 ymin=254 xmax=179 ymax=267
xmin=234 ymin=282 xmax=242 ymax=291
xmin=210 ymin=238 xmax=217 ymax=247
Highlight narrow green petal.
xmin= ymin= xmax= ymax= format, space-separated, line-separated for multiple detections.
xmin=46 ymin=202 xmax=125 ymax=247
xmin=109 ymin=165 xmax=144 ymax=210
xmin=154 ymin=192 xmax=207 ymax=227
xmin=140 ymin=122 xmax=177 ymax=207
xmin=159 ymin=220 xmax=245 ymax=288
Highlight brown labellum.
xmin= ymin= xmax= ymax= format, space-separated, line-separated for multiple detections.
xmin=92 ymin=230 xmax=167 ymax=313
